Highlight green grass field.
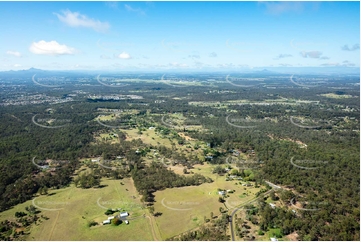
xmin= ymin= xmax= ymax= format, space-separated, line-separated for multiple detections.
xmin=0 ymin=163 xmax=264 ymax=241
xmin=0 ymin=178 xmax=154 ymax=241
xmin=125 ymin=128 xmax=174 ymax=148
xmin=152 ymin=163 xmax=263 ymax=240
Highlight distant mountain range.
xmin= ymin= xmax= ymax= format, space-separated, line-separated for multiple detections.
xmin=0 ymin=68 xmax=95 ymax=78
xmin=2 ymin=67 xmax=44 ymax=73
xmin=0 ymin=67 xmax=359 ymax=76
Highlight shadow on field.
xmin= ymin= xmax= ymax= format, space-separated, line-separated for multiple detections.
xmin=98 ymin=184 xmax=108 ymax=188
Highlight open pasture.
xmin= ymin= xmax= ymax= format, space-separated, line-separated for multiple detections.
xmin=0 ymin=178 xmax=153 ymax=241
xmin=153 ymin=163 xmax=263 ymax=239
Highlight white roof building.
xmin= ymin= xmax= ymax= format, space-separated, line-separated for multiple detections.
xmin=103 ymin=219 xmax=111 ymax=225
xmin=120 ymin=212 xmax=129 ymax=217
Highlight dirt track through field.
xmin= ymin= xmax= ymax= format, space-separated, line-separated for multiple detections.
xmin=145 ymin=215 xmax=159 ymax=240
xmin=48 ymin=210 xmax=60 ymax=241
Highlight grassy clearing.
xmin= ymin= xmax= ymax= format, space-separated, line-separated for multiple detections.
xmin=125 ymin=128 xmax=174 ymax=148
xmin=93 ymin=127 xmax=174 ymax=149
xmin=94 ymin=133 xmax=120 ymax=144
xmin=0 ymin=178 xmax=153 ymax=241
xmin=97 ymin=114 xmax=115 ymax=121
xmin=153 ymin=183 xmax=221 ymax=240
xmin=152 ymin=163 xmax=263 ymax=240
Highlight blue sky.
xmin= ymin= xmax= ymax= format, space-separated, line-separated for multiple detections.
xmin=0 ymin=1 xmax=359 ymax=71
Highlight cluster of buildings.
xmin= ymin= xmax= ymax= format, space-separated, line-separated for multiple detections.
xmin=0 ymin=94 xmax=73 ymax=106
xmin=218 ymin=189 xmax=235 ymax=196
xmin=103 ymin=211 xmax=129 ymax=225
xmin=88 ymin=94 xmax=143 ymax=100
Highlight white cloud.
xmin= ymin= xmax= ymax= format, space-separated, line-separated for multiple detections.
xmin=117 ymin=52 xmax=131 ymax=59
xmin=124 ymin=4 xmax=145 ymax=15
xmin=300 ymin=51 xmax=323 ymax=58
xmin=29 ymin=40 xmax=76 ymax=56
xmin=14 ymin=64 xmax=21 ymax=67
xmin=6 ymin=51 xmax=22 ymax=57
xmin=54 ymin=10 xmax=110 ymax=32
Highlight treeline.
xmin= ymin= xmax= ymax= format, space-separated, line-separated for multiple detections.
xmin=73 ymin=171 xmax=101 ymax=189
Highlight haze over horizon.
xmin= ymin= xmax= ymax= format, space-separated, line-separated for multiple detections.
xmin=1 ymin=1 xmax=360 ymax=72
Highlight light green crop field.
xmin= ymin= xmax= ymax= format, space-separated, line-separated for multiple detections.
xmin=152 ymin=163 xmax=263 ymax=240
xmin=0 ymin=178 xmax=153 ymax=241
xmin=125 ymin=128 xmax=174 ymax=148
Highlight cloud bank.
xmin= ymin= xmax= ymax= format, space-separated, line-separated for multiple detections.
xmin=29 ymin=40 xmax=76 ymax=56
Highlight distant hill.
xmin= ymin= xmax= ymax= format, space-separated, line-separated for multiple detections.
xmin=0 ymin=68 xmax=95 ymax=79
xmin=25 ymin=67 xmax=45 ymax=72
xmin=0 ymin=68 xmax=47 ymax=77
xmin=259 ymin=69 xmax=272 ymax=72
xmin=0 ymin=67 xmax=359 ymax=77
xmin=1 ymin=67 xmax=45 ymax=73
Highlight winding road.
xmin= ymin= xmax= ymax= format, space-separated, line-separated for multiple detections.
xmin=229 ymin=181 xmax=280 ymax=241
